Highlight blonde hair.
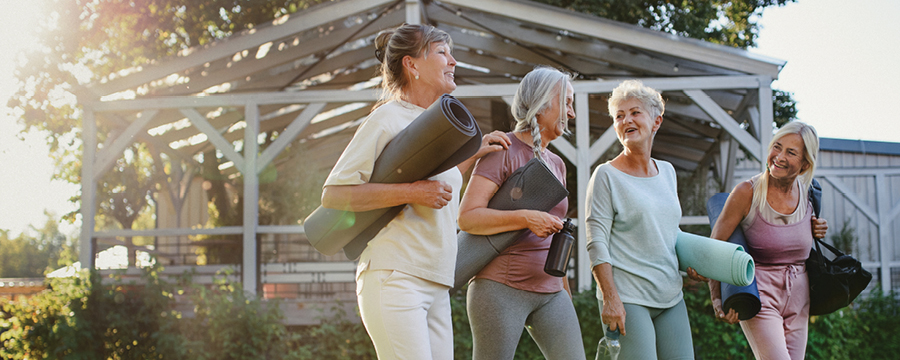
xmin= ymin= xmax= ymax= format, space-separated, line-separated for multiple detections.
xmin=511 ymin=66 xmax=573 ymax=160
xmin=751 ymin=121 xmax=819 ymax=211
xmin=373 ymin=24 xmax=452 ymax=107
xmin=607 ymin=79 xmax=665 ymax=127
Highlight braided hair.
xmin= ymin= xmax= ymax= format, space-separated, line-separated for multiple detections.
xmin=511 ymin=66 xmax=573 ymax=160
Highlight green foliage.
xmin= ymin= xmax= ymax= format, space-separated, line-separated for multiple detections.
xmin=683 ymin=281 xmax=754 ymax=359
xmin=830 ymin=219 xmax=857 ymax=255
xmin=0 ymin=213 xmax=76 ymax=278
xmin=4 ymin=272 xmax=899 ymax=359
xmin=534 ymin=0 xmax=795 ymax=49
xmin=773 ymin=89 xmax=798 ymax=129
xmin=0 ymin=265 xmax=303 ymax=360
xmin=181 ymin=268 xmax=301 ymax=359
xmin=292 ymin=300 xmax=376 ymax=359
xmin=0 ymin=268 xmax=187 ymax=359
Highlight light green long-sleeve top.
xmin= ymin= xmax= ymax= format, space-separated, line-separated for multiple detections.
xmin=585 ymin=159 xmax=684 ymax=308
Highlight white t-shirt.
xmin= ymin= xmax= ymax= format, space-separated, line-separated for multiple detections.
xmin=325 ymin=100 xmax=462 ymax=287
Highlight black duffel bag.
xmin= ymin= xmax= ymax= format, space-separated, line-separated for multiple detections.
xmin=806 ymin=236 xmax=872 ymax=315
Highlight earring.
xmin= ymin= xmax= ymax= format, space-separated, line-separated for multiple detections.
xmin=415 ymin=74 xmax=419 ymax=80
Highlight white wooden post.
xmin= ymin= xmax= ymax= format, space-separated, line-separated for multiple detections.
xmin=243 ymin=103 xmax=260 ymax=294
xmin=80 ymin=109 xmax=98 ymax=270
xmin=406 ymin=0 xmax=420 ymax=24
xmin=876 ymin=174 xmax=892 ymax=292
xmin=574 ymin=92 xmax=592 ymax=291
xmin=757 ymin=77 xmax=774 ymax=172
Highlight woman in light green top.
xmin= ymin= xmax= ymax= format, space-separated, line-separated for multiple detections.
xmin=585 ymin=80 xmax=706 ymax=360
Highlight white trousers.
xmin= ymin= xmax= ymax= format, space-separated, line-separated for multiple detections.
xmin=357 ymin=268 xmax=454 ymax=360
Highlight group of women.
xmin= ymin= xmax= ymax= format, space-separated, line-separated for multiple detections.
xmin=321 ymin=23 xmax=827 ymax=360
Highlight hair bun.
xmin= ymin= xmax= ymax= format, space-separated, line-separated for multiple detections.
xmin=374 ymin=46 xmax=385 ymax=63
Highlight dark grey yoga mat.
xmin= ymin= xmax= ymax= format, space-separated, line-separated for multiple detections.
xmin=304 ymin=94 xmax=483 ymax=259
xmin=451 ymin=157 xmax=569 ymax=294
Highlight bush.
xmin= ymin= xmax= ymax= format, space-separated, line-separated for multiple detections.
xmin=3 ymin=271 xmax=898 ymax=359
xmin=0 ymin=265 xmax=301 ymax=360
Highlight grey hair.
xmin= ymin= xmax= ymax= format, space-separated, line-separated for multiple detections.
xmin=751 ymin=121 xmax=820 ymax=212
xmin=511 ymin=66 xmax=573 ymax=160
xmin=608 ymin=79 xmax=666 ymax=121
xmin=373 ymin=23 xmax=453 ymax=107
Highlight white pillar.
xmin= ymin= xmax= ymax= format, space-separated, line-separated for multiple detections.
xmin=574 ymin=91 xmax=592 ymax=291
xmin=876 ymin=174 xmax=892 ymax=292
xmin=243 ymin=103 xmax=260 ymax=294
xmin=757 ymin=77 xmax=774 ymax=172
xmin=405 ymin=0 xmax=421 ymax=24
xmin=80 ymin=109 xmax=98 ymax=270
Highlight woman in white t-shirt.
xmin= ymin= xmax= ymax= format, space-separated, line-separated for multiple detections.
xmin=320 ymin=24 xmax=508 ymax=360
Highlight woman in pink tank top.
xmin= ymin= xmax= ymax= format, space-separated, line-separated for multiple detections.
xmin=707 ymin=121 xmax=829 ymax=360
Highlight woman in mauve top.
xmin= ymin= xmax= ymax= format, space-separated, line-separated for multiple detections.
xmin=458 ymin=66 xmax=585 ymax=360
xmin=708 ymin=121 xmax=828 ymax=360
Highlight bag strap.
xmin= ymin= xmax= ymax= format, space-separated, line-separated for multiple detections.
xmin=808 ymin=178 xmax=822 ymax=218
xmin=807 ymin=178 xmax=838 ymax=270
xmin=813 ymin=236 xmax=845 ymax=258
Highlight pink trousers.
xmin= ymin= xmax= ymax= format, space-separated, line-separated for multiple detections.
xmin=740 ymin=264 xmax=809 ymax=360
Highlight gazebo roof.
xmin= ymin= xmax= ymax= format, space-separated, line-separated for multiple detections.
xmin=82 ymin=0 xmax=785 ymax=176
xmin=89 ymin=0 xmax=784 ymax=97
xmin=79 ymin=0 xmax=787 ymax=292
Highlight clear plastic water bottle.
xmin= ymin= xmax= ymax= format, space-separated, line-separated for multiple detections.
xmin=595 ymin=327 xmax=621 ymax=360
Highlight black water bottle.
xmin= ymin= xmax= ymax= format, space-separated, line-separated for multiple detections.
xmin=544 ymin=218 xmax=576 ymax=277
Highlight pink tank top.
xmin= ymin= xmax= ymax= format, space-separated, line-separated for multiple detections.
xmin=742 ymin=200 xmax=814 ymax=266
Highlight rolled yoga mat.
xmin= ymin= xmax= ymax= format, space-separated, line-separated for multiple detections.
xmin=707 ymin=192 xmax=761 ymax=320
xmin=304 ymin=94 xmax=483 ymax=259
xmin=675 ymin=231 xmax=755 ymax=287
xmin=450 ymin=157 xmax=568 ymax=294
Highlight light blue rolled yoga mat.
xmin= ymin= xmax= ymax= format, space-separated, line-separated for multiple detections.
xmin=675 ymin=231 xmax=755 ymax=287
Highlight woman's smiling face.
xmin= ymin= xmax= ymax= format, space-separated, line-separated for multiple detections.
xmin=768 ymin=133 xmax=809 ymax=180
xmin=411 ymin=41 xmax=457 ymax=95
xmin=613 ymin=98 xmax=661 ymax=148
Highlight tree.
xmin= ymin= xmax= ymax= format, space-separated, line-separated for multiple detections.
xmin=535 ymin=0 xmax=795 ymax=49
xmin=0 ymin=212 xmax=75 ymax=278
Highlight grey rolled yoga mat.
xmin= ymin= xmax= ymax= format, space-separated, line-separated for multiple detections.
xmin=451 ymin=157 xmax=569 ymax=294
xmin=675 ymin=231 xmax=755 ymax=287
xmin=304 ymin=94 xmax=483 ymax=260
xmin=707 ymin=192 xmax=761 ymax=320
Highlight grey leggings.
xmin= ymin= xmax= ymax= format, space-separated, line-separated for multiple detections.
xmin=467 ymin=278 xmax=587 ymax=360
xmin=598 ymin=299 xmax=694 ymax=360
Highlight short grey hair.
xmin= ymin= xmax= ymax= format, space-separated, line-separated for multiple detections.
xmin=607 ymin=79 xmax=665 ymax=120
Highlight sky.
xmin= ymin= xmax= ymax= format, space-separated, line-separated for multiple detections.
xmin=1 ymin=0 xmax=899 ymax=238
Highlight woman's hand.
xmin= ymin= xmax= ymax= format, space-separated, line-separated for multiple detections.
xmin=458 ymin=131 xmax=511 ymax=174
xmin=708 ymin=280 xmax=740 ymax=324
xmin=409 ymin=180 xmax=453 ymax=209
xmin=686 ymin=267 xmax=709 ymax=282
xmin=602 ymin=296 xmax=627 ymax=336
xmin=476 ymin=130 xmax=511 ymax=158
xmin=811 ymin=216 xmax=828 ymax=239
xmin=523 ymin=210 xmax=563 ymax=238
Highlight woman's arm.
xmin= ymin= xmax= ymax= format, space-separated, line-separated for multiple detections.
xmin=592 ymin=263 xmax=626 ymax=335
xmin=321 ymin=180 xmax=453 ymax=212
xmin=707 ymin=180 xmax=753 ymax=324
xmin=457 ymin=175 xmax=562 ymax=237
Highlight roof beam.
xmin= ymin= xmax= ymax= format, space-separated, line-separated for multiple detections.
xmin=684 ymin=89 xmax=761 ymax=161
xmin=89 ymin=0 xmax=398 ymax=97
xmin=439 ymin=0 xmax=783 ymax=76
xmin=430 ymin=6 xmax=716 ymax=77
